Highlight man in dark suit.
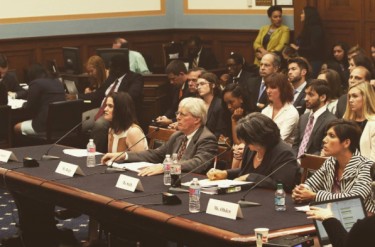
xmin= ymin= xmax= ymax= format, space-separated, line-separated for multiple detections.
xmin=288 ymin=57 xmax=311 ymax=115
xmin=293 ymin=79 xmax=336 ymax=157
xmin=0 ymin=53 xmax=27 ymax=99
xmin=14 ymin=64 xmax=66 ymax=136
xmin=76 ymin=54 xmax=144 ymax=152
xmin=336 ymin=66 xmax=371 ymax=118
xmin=187 ymin=36 xmax=218 ymax=70
xmin=156 ymin=60 xmax=196 ymax=126
xmin=102 ymin=97 xmax=218 ymax=175
xmin=247 ymin=53 xmax=280 ymax=112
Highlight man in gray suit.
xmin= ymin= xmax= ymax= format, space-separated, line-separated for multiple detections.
xmin=293 ymin=79 xmax=337 ymax=157
xmin=102 ymin=97 xmax=218 ymax=175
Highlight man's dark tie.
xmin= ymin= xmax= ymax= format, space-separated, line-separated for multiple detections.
xmin=177 ymin=136 xmax=188 ymax=161
xmin=94 ymin=79 xmax=119 ymax=121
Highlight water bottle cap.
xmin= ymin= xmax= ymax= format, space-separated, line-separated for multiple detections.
xmin=192 ymin=178 xmax=198 ymax=182
xmin=166 ymin=154 xmax=170 ymax=158
xmin=89 ymin=139 xmax=94 ymax=142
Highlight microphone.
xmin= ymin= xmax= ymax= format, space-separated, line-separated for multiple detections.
xmin=238 ymin=158 xmax=295 ymax=208
xmin=168 ymin=145 xmax=232 ymax=194
xmin=41 ymin=116 xmax=90 ymax=160
xmin=105 ymin=127 xmax=160 ymax=172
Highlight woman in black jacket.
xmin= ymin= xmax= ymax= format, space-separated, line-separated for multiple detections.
xmin=291 ymin=6 xmax=324 ymax=78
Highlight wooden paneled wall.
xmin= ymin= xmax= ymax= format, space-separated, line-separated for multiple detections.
xmin=294 ymin=0 xmax=375 ymax=57
xmin=0 ymin=29 xmax=261 ymax=82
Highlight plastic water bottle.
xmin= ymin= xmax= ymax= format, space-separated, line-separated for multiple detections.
xmin=189 ymin=178 xmax=201 ymax=213
xmin=275 ymin=183 xmax=286 ymax=211
xmin=170 ymin=153 xmax=181 ymax=187
xmin=163 ymin=154 xmax=172 ymax=185
xmin=86 ymin=139 xmax=96 ymax=167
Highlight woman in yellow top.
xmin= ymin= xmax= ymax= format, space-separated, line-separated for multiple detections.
xmin=253 ymin=5 xmax=290 ymax=66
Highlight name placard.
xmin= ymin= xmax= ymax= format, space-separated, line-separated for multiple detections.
xmin=0 ymin=149 xmax=18 ymax=163
xmin=55 ymin=161 xmax=85 ymax=177
xmin=115 ymin=174 xmax=144 ymax=192
xmin=206 ymin=198 xmax=243 ymax=220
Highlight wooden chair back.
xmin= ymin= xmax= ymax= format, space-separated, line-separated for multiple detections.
xmin=148 ymin=126 xmax=176 ymax=149
xmin=300 ymin=154 xmax=327 ymax=183
xmin=0 ymin=105 xmax=12 ymax=148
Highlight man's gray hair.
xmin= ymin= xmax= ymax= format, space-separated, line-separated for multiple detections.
xmin=179 ymin=97 xmax=207 ymax=125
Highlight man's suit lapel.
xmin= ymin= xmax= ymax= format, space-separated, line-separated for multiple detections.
xmin=306 ymin=110 xmax=328 ymax=148
xmin=183 ymin=126 xmax=204 ymax=159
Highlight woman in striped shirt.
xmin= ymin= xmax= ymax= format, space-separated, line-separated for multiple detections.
xmin=292 ymin=119 xmax=375 ymax=213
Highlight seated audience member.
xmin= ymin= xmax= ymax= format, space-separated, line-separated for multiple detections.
xmin=307 ymin=203 xmax=375 ymax=247
xmin=78 ymin=54 xmax=144 ymax=152
xmin=14 ymin=64 xmax=65 ymax=136
xmin=248 ymin=53 xmax=280 ymax=111
xmin=336 ymin=66 xmax=371 ymax=118
xmin=222 ymin=83 xmax=251 ymax=145
xmin=84 ymin=55 xmax=108 ymax=94
xmin=0 ymin=53 xmax=27 ymax=99
xmin=0 ymin=81 xmax=7 ymax=105
xmin=261 ymin=72 xmax=299 ymax=146
xmin=348 ymin=53 xmax=375 ymax=79
xmin=155 ymin=60 xmax=194 ymax=126
xmin=371 ymin=41 xmax=375 ymax=64
xmin=347 ymin=44 xmax=366 ymax=61
xmin=293 ymin=79 xmax=336 ymax=157
xmin=219 ymin=73 xmax=230 ymax=90
xmin=104 ymin=92 xmax=148 ymax=153
xmin=327 ymin=42 xmax=350 ymax=87
xmin=226 ymin=52 xmax=256 ymax=87
xmin=186 ymin=67 xmax=205 ymax=97
xmin=196 ymin=72 xmax=227 ymax=139
xmin=292 ymin=119 xmax=375 ymax=213
xmin=207 ymin=112 xmax=299 ymax=192
xmin=343 ymin=82 xmax=375 ymax=161
xmin=112 ymin=37 xmax=150 ymax=74
xmin=317 ymin=69 xmax=342 ymax=114
xmin=186 ymin=36 xmax=218 ymax=70
xmin=102 ymin=97 xmax=218 ymax=175
xmin=253 ymin=5 xmax=290 ymax=66
xmin=287 ymin=57 xmax=312 ymax=115
xmin=306 ymin=163 xmax=375 ymax=247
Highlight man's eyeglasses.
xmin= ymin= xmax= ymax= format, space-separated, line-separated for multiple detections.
xmin=175 ymin=111 xmax=189 ymax=117
xmin=196 ymin=82 xmax=210 ymax=87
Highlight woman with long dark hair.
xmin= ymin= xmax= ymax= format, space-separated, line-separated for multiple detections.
xmin=104 ymin=91 xmax=147 ymax=152
xmin=291 ymin=6 xmax=324 ymax=78
xmin=196 ymin=72 xmax=227 ymax=139
xmin=222 ymin=83 xmax=252 ymax=145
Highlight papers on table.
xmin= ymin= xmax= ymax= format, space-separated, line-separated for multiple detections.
xmin=182 ymin=179 xmax=251 ymax=188
xmin=63 ymin=149 xmax=102 ymax=157
xmin=8 ymin=97 xmax=26 ymax=109
xmin=295 ymin=205 xmax=310 ymax=212
xmin=111 ymin=162 xmax=155 ymax=173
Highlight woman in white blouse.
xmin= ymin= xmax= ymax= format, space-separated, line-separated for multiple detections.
xmin=261 ymin=72 xmax=299 ymax=146
xmin=104 ymin=91 xmax=148 ymax=153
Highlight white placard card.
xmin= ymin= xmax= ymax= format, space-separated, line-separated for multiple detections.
xmin=115 ymin=174 xmax=144 ymax=192
xmin=55 ymin=161 xmax=85 ymax=177
xmin=206 ymin=198 xmax=243 ymax=220
xmin=0 ymin=149 xmax=19 ymax=162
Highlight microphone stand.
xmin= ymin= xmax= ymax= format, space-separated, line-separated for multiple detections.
xmin=238 ymin=159 xmax=295 ymax=208
xmin=41 ymin=116 xmax=90 ymax=160
xmin=168 ymin=145 xmax=232 ymax=194
xmin=106 ymin=127 xmax=160 ymax=173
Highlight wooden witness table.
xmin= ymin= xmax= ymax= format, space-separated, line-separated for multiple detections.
xmin=0 ymin=145 xmax=316 ymax=246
